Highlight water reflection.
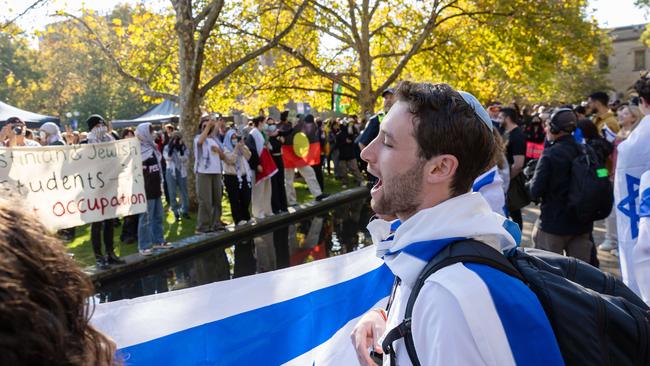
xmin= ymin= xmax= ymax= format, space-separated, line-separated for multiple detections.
xmin=97 ymin=198 xmax=373 ymax=302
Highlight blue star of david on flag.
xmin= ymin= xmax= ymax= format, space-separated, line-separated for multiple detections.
xmin=617 ymin=174 xmax=641 ymax=239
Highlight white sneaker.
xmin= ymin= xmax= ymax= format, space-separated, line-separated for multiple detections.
xmin=237 ymin=220 xmax=248 ymax=226
xmin=139 ymin=248 xmax=154 ymax=256
xmin=598 ymin=240 xmax=617 ymax=251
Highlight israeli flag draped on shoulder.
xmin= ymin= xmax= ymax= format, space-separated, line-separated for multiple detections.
xmin=472 ymin=165 xmax=507 ymax=216
xmin=91 ymin=247 xmax=393 ymax=365
xmin=368 ymin=192 xmax=563 ymax=365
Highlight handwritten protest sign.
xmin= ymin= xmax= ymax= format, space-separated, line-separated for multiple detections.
xmin=0 ymin=139 xmax=147 ymax=230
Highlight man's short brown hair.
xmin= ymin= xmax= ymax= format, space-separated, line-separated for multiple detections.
xmin=396 ymin=81 xmax=497 ymax=196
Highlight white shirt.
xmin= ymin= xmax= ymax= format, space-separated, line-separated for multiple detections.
xmin=164 ymin=143 xmax=190 ymax=178
xmin=368 ymin=193 xmax=562 ymax=366
xmin=193 ymin=135 xmax=223 ymax=174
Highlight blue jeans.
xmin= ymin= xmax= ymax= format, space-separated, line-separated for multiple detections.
xmin=166 ymin=169 xmax=189 ymax=215
xmin=138 ymin=198 xmax=165 ymax=250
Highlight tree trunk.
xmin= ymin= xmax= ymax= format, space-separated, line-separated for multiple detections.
xmin=179 ymin=92 xmax=202 ymax=210
xmin=174 ymin=0 xmax=203 ymax=210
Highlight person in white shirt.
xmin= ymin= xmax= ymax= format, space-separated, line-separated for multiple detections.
xmin=350 ymin=81 xmax=562 ymax=366
xmin=194 ymin=116 xmax=226 ymax=233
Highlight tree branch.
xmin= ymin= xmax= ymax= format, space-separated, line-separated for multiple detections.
xmin=193 ymin=0 xmax=225 ymax=83
xmin=375 ymin=0 xmax=441 ymax=97
xmin=198 ymin=0 xmax=309 ymax=96
xmin=307 ymin=0 xmax=352 ymax=30
xmin=277 ymin=43 xmax=359 ymax=94
xmin=368 ymin=0 xmax=384 ymax=19
xmin=1 ymin=0 xmax=47 ymax=30
xmin=252 ymin=85 xmax=357 ymax=99
xmin=297 ymin=21 xmax=353 ymax=45
xmin=58 ymin=12 xmax=179 ymax=102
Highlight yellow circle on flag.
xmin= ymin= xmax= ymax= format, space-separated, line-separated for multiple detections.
xmin=293 ymin=132 xmax=310 ymax=158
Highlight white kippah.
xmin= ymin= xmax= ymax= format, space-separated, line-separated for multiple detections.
xmin=458 ymin=91 xmax=493 ymax=130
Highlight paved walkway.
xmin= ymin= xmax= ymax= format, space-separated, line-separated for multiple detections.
xmin=521 ymin=205 xmax=620 ymax=278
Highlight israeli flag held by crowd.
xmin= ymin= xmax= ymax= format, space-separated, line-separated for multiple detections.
xmin=91 ymin=246 xmax=393 ymax=365
xmin=614 ymin=113 xmax=650 ymax=296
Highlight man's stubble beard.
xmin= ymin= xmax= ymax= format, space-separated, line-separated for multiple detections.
xmin=371 ymin=159 xmax=425 ymax=219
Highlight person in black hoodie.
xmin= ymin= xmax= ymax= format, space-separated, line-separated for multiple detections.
xmin=335 ymin=118 xmax=364 ymax=188
xmin=527 ymin=109 xmax=593 ymax=262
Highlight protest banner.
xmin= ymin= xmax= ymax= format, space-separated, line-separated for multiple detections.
xmin=0 ymin=139 xmax=147 ymax=230
xmin=91 ymin=246 xmax=392 ymax=365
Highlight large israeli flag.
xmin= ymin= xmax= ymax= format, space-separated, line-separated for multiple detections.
xmin=91 ymin=246 xmax=392 ymax=365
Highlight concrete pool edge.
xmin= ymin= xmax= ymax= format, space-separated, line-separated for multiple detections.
xmin=86 ymin=187 xmax=370 ymax=284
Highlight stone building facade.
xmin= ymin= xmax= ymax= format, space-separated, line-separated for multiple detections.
xmin=604 ymin=24 xmax=649 ymax=99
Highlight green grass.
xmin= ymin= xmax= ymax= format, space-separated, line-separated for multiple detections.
xmin=68 ymin=172 xmax=348 ymax=267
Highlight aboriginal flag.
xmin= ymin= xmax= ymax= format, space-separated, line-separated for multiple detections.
xmin=282 ymin=114 xmax=321 ymax=169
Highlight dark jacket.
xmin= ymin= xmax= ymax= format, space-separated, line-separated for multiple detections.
xmin=526 ymin=135 xmax=592 ymax=235
xmin=357 ymin=113 xmax=382 ymax=146
xmin=336 ymin=125 xmax=357 ymax=161
xmin=142 ymin=155 xmax=162 ymax=200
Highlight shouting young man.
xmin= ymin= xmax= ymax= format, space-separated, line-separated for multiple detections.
xmin=351 ymin=82 xmax=562 ymax=366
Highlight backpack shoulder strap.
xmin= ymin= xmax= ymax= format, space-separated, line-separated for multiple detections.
xmin=382 ymin=239 xmax=524 ymax=366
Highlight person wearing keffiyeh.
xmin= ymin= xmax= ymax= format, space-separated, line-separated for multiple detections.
xmin=135 ymin=123 xmax=170 ymax=256
xmin=193 ymin=116 xmax=227 ymax=233
xmin=163 ymin=130 xmax=190 ymax=222
xmin=222 ymin=128 xmax=252 ymax=225
xmin=81 ymin=114 xmax=124 ymax=269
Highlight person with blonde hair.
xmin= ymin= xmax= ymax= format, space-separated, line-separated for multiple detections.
xmin=600 ymin=103 xmax=644 ymax=255
xmin=0 ymin=197 xmax=119 ymax=365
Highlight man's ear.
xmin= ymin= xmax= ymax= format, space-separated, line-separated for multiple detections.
xmin=424 ymin=154 xmax=458 ymax=185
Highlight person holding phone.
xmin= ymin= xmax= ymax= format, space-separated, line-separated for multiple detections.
xmin=194 ymin=115 xmax=226 ymax=233
xmin=0 ymin=117 xmax=40 ymax=147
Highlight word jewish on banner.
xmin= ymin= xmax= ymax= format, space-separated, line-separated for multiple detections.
xmin=0 ymin=139 xmax=147 ymax=230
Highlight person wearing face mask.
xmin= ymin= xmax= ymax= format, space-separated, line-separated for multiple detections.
xmin=163 ymin=130 xmax=191 ymax=222
xmin=38 ymin=122 xmax=65 ymax=146
xmin=0 ymin=117 xmax=41 ymax=147
xmin=194 ymin=116 xmax=227 ymax=233
xmin=80 ymin=115 xmax=124 ymax=269
xmin=245 ymin=116 xmax=278 ymax=219
xmin=266 ymin=116 xmax=289 ymax=214
xmin=223 ymin=128 xmax=253 ymax=225
xmin=136 ymin=123 xmax=171 ymax=256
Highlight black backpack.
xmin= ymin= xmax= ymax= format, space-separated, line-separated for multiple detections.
xmin=381 ymin=239 xmax=650 ymax=366
xmin=568 ymin=143 xmax=613 ymax=223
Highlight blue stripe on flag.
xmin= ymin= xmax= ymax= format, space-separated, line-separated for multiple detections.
xmin=385 ymin=237 xmax=464 ymax=262
xmin=117 ymin=264 xmax=394 ymax=366
xmin=472 ymin=170 xmax=496 ymax=192
xmin=501 ymin=219 xmax=522 ymax=246
xmin=465 ymin=264 xmax=564 ymax=366
xmin=640 ymin=187 xmax=650 ymax=217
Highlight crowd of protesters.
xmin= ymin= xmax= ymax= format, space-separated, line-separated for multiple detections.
xmin=478 ymin=88 xmax=648 ymax=275
xmin=2 ymin=78 xmax=650 ymax=280
xmin=0 ymin=108 xmax=382 ymax=269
